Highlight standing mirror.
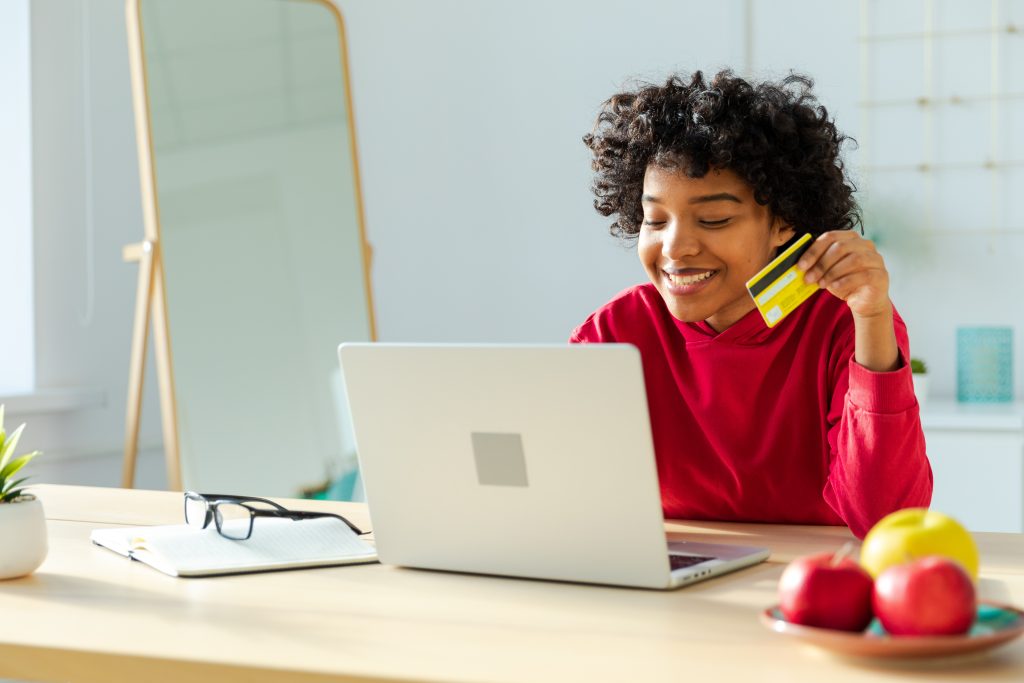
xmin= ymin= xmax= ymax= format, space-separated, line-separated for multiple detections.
xmin=123 ymin=0 xmax=375 ymax=498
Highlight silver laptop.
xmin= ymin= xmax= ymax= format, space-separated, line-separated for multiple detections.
xmin=337 ymin=343 xmax=769 ymax=589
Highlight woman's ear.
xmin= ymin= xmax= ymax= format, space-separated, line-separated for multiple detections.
xmin=771 ymin=219 xmax=796 ymax=248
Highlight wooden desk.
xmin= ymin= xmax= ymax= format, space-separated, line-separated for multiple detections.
xmin=2 ymin=485 xmax=1022 ymax=682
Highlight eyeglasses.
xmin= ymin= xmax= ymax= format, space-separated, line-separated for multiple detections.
xmin=183 ymin=491 xmax=366 ymax=541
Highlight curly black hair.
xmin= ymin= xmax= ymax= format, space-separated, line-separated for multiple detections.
xmin=583 ymin=69 xmax=860 ymax=242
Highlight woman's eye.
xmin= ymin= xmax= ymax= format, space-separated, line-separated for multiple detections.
xmin=699 ymin=218 xmax=732 ymax=228
xmin=643 ymin=219 xmax=666 ymax=227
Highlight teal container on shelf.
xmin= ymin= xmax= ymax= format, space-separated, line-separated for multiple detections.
xmin=956 ymin=327 xmax=1014 ymax=403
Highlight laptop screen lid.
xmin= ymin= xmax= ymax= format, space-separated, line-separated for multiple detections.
xmin=338 ymin=343 xmax=675 ymax=588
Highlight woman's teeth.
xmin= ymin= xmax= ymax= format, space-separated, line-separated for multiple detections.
xmin=667 ymin=271 xmax=715 ymax=286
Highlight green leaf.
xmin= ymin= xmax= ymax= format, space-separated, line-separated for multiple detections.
xmin=0 ymin=452 xmax=38 ymax=482
xmin=2 ymin=477 xmax=29 ymax=493
xmin=2 ymin=489 xmax=27 ymax=502
xmin=0 ymin=423 xmax=25 ymax=472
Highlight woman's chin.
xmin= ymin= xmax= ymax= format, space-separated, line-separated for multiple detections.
xmin=662 ymin=299 xmax=712 ymax=323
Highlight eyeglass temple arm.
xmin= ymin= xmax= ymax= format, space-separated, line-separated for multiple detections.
xmin=250 ymin=508 xmax=366 ymax=535
xmin=187 ymin=492 xmax=289 ymax=512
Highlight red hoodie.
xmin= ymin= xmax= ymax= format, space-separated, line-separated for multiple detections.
xmin=570 ymin=284 xmax=932 ymax=538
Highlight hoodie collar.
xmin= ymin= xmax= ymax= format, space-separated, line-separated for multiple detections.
xmin=670 ymin=289 xmax=827 ymax=346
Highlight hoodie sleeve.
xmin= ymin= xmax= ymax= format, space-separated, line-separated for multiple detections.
xmin=821 ymin=310 xmax=933 ymax=538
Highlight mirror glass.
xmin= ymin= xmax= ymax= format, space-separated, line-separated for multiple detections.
xmin=137 ymin=0 xmax=373 ymax=497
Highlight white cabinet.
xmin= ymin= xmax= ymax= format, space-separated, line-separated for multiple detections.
xmin=920 ymin=400 xmax=1024 ymax=533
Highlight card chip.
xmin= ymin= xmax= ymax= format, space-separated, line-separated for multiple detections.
xmin=745 ymin=233 xmax=819 ymax=328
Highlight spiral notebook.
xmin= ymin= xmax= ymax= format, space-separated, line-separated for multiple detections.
xmin=91 ymin=517 xmax=378 ymax=577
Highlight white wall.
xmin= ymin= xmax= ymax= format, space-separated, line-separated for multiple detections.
xmin=337 ymin=0 xmax=750 ymax=343
xmin=0 ymin=0 xmax=35 ymax=394
xmin=17 ymin=0 xmax=1024 ymax=487
xmin=338 ymin=0 xmax=1024 ymax=399
xmin=16 ymin=0 xmax=165 ymax=488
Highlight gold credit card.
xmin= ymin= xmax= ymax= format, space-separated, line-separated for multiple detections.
xmin=745 ymin=233 xmax=819 ymax=328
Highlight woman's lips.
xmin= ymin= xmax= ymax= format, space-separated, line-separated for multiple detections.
xmin=663 ymin=269 xmax=718 ymax=295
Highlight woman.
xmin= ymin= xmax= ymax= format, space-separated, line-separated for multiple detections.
xmin=571 ymin=70 xmax=932 ymax=538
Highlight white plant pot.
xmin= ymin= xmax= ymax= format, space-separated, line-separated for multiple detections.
xmin=912 ymin=373 xmax=929 ymax=409
xmin=0 ymin=496 xmax=48 ymax=579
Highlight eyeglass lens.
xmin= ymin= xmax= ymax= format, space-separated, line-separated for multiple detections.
xmin=184 ymin=494 xmax=209 ymax=529
xmin=214 ymin=502 xmax=255 ymax=540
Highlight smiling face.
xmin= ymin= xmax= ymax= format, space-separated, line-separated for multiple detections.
xmin=639 ymin=165 xmax=794 ymax=331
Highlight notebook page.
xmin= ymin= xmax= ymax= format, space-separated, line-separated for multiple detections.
xmin=149 ymin=518 xmax=375 ymax=572
xmin=98 ymin=518 xmax=375 ymax=574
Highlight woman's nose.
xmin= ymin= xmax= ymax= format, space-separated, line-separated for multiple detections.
xmin=662 ymin=223 xmax=701 ymax=259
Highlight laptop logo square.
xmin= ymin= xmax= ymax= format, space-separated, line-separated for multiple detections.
xmin=471 ymin=432 xmax=529 ymax=487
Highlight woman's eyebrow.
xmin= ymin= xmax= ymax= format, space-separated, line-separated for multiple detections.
xmin=688 ymin=192 xmax=742 ymax=204
xmin=640 ymin=192 xmax=743 ymax=204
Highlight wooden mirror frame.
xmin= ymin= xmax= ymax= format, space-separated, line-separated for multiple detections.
xmin=121 ymin=0 xmax=376 ymax=489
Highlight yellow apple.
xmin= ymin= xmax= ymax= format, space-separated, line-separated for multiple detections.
xmin=860 ymin=508 xmax=979 ymax=581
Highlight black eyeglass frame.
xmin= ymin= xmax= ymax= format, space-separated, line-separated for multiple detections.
xmin=183 ymin=491 xmax=366 ymax=540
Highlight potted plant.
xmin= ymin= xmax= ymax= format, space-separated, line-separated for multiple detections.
xmin=0 ymin=405 xmax=46 ymax=579
xmin=910 ymin=358 xmax=929 ymax=408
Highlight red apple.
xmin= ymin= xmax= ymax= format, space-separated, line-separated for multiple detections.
xmin=872 ymin=556 xmax=976 ymax=636
xmin=778 ymin=551 xmax=874 ymax=631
